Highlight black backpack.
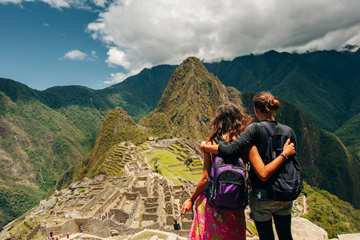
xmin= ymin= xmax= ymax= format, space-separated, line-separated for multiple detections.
xmin=260 ymin=121 xmax=303 ymax=201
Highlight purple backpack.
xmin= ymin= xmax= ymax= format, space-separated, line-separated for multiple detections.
xmin=204 ymin=138 xmax=249 ymax=211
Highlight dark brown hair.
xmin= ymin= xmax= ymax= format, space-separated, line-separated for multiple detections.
xmin=253 ymin=92 xmax=280 ymax=113
xmin=209 ymin=102 xmax=254 ymax=140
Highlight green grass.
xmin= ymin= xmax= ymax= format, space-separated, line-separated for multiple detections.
xmin=142 ymin=149 xmax=201 ymax=184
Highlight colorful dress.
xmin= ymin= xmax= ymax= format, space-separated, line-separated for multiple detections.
xmin=188 ymin=193 xmax=246 ymax=240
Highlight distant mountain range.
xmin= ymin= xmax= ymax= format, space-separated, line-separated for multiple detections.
xmin=1 ymin=49 xmax=360 ymax=229
xmin=56 ymin=56 xmax=360 ymax=208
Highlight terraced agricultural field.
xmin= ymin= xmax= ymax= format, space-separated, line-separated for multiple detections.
xmin=142 ymin=149 xmax=202 ymax=184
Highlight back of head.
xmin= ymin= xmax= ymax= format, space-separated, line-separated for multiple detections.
xmin=209 ymin=102 xmax=253 ymax=140
xmin=253 ymin=92 xmax=280 ymax=114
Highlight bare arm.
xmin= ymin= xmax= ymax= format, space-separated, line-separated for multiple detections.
xmin=200 ymin=141 xmax=219 ymax=154
xmin=181 ymin=150 xmax=212 ymax=214
xmin=249 ymin=139 xmax=295 ymax=181
xmin=200 ymin=125 xmax=255 ymax=157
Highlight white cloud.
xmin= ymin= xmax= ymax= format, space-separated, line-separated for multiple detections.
xmin=105 ymin=69 xmax=141 ymax=84
xmin=3 ymin=0 xmax=360 ymax=85
xmin=0 ymin=0 xmax=27 ymax=4
xmin=0 ymin=0 xmax=91 ymax=9
xmin=61 ymin=49 xmax=88 ymax=60
xmin=92 ymin=0 xmax=106 ymax=8
xmin=39 ymin=0 xmax=70 ymax=8
xmin=86 ymin=0 xmax=360 ymax=73
xmin=43 ymin=22 xmax=50 ymax=27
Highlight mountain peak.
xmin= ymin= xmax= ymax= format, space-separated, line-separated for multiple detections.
xmin=156 ymin=56 xmax=226 ymax=114
xmin=140 ymin=56 xmax=240 ymax=140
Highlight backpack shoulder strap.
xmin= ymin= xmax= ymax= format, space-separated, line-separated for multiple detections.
xmin=282 ymin=124 xmax=291 ymax=136
xmin=280 ymin=125 xmax=291 ymax=145
xmin=259 ymin=121 xmax=275 ymax=137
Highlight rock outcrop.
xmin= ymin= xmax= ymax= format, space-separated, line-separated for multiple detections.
xmin=290 ymin=217 xmax=328 ymax=240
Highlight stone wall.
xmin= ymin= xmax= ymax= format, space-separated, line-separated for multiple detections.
xmin=183 ymin=211 xmax=193 ymax=220
xmin=46 ymin=219 xmax=78 ymax=236
xmin=172 ymin=186 xmax=183 ymax=191
xmin=144 ymin=202 xmax=158 ymax=208
xmin=142 ymin=214 xmax=158 ymax=221
xmin=166 ymin=216 xmax=175 ymax=225
xmin=181 ymin=221 xmax=193 ymax=230
xmin=145 ymin=207 xmax=158 ymax=213
xmin=125 ymin=192 xmax=138 ymax=200
xmin=93 ymin=190 xmax=121 ymax=217
xmin=145 ymin=197 xmax=158 ymax=203
xmin=131 ymin=186 xmax=148 ymax=196
xmin=74 ymin=218 xmax=125 ymax=238
xmin=158 ymin=184 xmax=164 ymax=228
xmin=25 ymin=224 xmax=40 ymax=240
xmin=125 ymin=193 xmax=141 ymax=228
xmin=133 ymin=169 xmax=152 ymax=176
xmin=80 ymin=186 xmax=111 ymax=215
xmin=110 ymin=209 xmax=129 ymax=224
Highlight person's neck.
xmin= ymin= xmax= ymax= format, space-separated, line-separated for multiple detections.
xmin=257 ymin=113 xmax=275 ymax=122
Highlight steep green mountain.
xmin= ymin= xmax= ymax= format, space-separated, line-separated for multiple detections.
xmin=101 ymin=51 xmax=360 ymax=160
xmin=302 ymin=182 xmax=360 ymax=238
xmin=104 ymin=65 xmax=178 ymax=122
xmin=204 ymin=50 xmax=351 ymax=132
xmin=140 ymin=57 xmax=245 ymax=140
xmin=55 ymin=107 xmax=150 ymax=190
xmin=240 ymin=92 xmax=360 ymax=208
xmin=0 ymin=81 xmax=99 ymax=229
xmin=2 ymin=49 xmax=360 ymax=229
xmin=334 ymin=113 xmax=360 ymax=160
xmin=101 ymin=50 xmax=360 ymax=160
xmin=0 ymin=173 xmax=44 ymax=232
xmin=139 ymin=57 xmax=360 ymax=209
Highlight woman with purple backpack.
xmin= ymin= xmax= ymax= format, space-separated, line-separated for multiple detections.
xmin=182 ymin=101 xmax=295 ymax=240
xmin=200 ymin=92 xmax=299 ymax=240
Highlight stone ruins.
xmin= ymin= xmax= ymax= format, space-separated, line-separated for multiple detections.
xmin=2 ymin=139 xmax=348 ymax=240
xmin=1 ymin=140 xmax=205 ymax=239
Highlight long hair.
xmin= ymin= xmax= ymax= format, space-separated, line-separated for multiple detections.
xmin=209 ymin=102 xmax=254 ymax=141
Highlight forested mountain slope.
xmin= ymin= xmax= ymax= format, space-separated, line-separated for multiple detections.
xmin=1 ymin=49 xmax=360 ymax=229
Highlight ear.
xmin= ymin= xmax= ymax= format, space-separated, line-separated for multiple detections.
xmin=254 ymin=106 xmax=258 ymax=114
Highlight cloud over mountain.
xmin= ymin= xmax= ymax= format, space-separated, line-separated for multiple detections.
xmin=2 ymin=0 xmax=360 ymax=86
xmin=86 ymin=0 xmax=360 ymax=75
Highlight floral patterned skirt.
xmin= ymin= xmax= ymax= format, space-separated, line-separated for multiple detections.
xmin=187 ymin=193 xmax=246 ymax=240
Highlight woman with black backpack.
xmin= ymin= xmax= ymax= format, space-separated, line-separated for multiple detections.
xmin=182 ymin=101 xmax=295 ymax=240
xmin=200 ymin=92 xmax=300 ymax=240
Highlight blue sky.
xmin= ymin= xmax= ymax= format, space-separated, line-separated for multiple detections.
xmin=0 ymin=1 xmax=117 ymax=90
xmin=1 ymin=0 xmax=360 ymax=91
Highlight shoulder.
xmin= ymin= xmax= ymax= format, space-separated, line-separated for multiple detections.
xmin=278 ymin=123 xmax=297 ymax=139
xmin=247 ymin=122 xmax=262 ymax=131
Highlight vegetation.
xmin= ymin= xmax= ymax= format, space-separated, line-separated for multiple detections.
xmin=55 ymin=107 xmax=150 ymax=189
xmin=335 ymin=113 xmax=360 ymax=160
xmin=240 ymin=92 xmax=360 ymax=208
xmin=302 ymin=182 xmax=360 ymax=238
xmin=0 ymin=177 xmax=43 ymax=229
xmin=140 ymin=57 xmax=229 ymax=140
xmin=1 ymin=49 xmax=360 ymax=230
xmin=142 ymin=149 xmax=201 ymax=184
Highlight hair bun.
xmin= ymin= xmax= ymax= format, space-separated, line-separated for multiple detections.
xmin=253 ymin=92 xmax=280 ymax=113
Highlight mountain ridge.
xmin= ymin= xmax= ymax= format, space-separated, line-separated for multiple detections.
xmin=1 ymin=49 xmax=360 ymax=229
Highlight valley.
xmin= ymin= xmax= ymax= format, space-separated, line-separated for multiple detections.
xmin=1 ymin=50 xmax=360 ymax=238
